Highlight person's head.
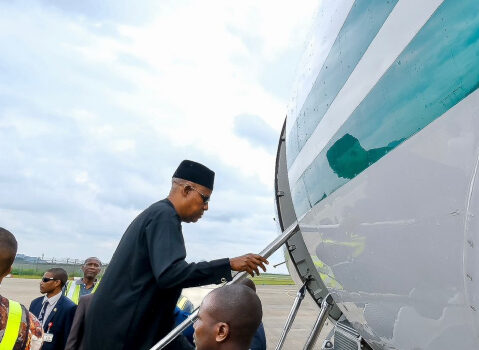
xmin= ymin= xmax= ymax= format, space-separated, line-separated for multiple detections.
xmin=0 ymin=227 xmax=17 ymax=282
xmin=82 ymin=257 xmax=102 ymax=280
xmin=240 ymin=278 xmax=256 ymax=293
xmin=194 ymin=285 xmax=262 ymax=350
xmin=40 ymin=268 xmax=68 ymax=295
xmin=168 ymin=160 xmax=215 ymax=223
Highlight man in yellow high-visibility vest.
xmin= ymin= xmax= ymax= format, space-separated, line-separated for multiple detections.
xmin=0 ymin=227 xmax=43 ymax=350
xmin=64 ymin=257 xmax=101 ymax=305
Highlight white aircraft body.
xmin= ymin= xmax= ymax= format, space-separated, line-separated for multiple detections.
xmin=274 ymin=0 xmax=479 ymax=349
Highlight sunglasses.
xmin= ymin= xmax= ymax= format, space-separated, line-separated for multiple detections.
xmin=188 ymin=185 xmax=210 ymax=204
xmin=42 ymin=277 xmax=58 ymax=283
xmin=173 ymin=180 xmax=210 ymax=204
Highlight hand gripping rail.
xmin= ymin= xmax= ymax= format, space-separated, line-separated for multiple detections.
xmin=150 ymin=221 xmax=300 ymax=350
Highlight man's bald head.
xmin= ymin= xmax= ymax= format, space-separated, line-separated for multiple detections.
xmin=194 ymin=284 xmax=262 ymax=350
xmin=240 ymin=278 xmax=256 ymax=292
xmin=0 ymin=228 xmax=18 ymax=276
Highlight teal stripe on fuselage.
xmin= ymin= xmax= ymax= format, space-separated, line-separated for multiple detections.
xmin=291 ymin=0 xmax=479 ymax=218
xmin=286 ymin=0 xmax=399 ymax=167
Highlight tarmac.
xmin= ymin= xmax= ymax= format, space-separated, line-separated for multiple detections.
xmin=1 ymin=277 xmax=332 ymax=349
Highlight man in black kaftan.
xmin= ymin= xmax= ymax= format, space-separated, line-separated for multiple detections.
xmin=83 ymin=160 xmax=268 ymax=350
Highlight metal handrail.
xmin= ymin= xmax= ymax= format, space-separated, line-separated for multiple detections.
xmin=303 ymin=294 xmax=334 ymax=350
xmin=149 ymin=221 xmax=300 ymax=350
xmin=275 ymin=280 xmax=308 ymax=350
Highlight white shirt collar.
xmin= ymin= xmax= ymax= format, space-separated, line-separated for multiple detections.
xmin=43 ymin=291 xmax=62 ymax=306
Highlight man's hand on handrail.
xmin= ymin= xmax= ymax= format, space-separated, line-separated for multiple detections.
xmin=229 ymin=254 xmax=269 ymax=277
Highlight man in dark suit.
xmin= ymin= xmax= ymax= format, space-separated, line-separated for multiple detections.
xmin=30 ymin=268 xmax=77 ymax=350
xmin=65 ymin=293 xmax=93 ymax=350
xmin=83 ymin=160 xmax=268 ymax=350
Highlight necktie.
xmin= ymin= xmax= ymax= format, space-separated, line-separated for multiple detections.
xmin=38 ymin=301 xmax=49 ymax=324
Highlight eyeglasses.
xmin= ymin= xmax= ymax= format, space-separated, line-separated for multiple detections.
xmin=188 ymin=185 xmax=210 ymax=204
xmin=42 ymin=277 xmax=58 ymax=283
xmin=173 ymin=180 xmax=210 ymax=204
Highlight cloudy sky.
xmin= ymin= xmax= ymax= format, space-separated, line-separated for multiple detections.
xmin=0 ymin=0 xmax=318 ymax=274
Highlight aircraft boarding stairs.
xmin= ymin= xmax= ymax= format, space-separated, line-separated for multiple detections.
xmin=150 ymin=222 xmax=370 ymax=350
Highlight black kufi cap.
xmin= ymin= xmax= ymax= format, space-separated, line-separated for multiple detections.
xmin=173 ymin=160 xmax=215 ymax=190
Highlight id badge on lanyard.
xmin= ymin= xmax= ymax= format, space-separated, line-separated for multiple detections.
xmin=43 ymin=322 xmax=54 ymax=342
xmin=43 ymin=333 xmax=54 ymax=342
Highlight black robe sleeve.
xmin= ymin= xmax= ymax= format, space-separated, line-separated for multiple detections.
xmin=145 ymin=213 xmax=232 ymax=289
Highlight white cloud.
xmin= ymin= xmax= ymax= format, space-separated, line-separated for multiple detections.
xmin=74 ymin=171 xmax=89 ymax=184
xmin=0 ymin=0 xmax=319 ymax=274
